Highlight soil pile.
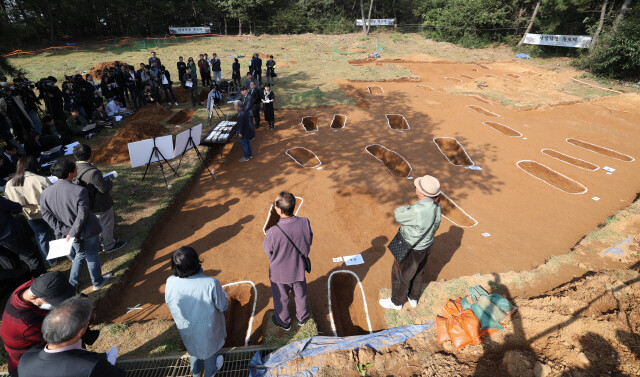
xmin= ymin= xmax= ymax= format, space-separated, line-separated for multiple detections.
xmin=167 ymin=109 xmax=195 ymax=125
xmin=92 ymin=119 xmax=169 ymax=165
xmin=87 ymin=61 xmax=127 ymax=79
xmin=174 ymin=86 xmax=210 ymax=104
xmin=128 ymin=106 xmax=172 ymax=123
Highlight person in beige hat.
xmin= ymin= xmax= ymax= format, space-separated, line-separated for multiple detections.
xmin=380 ymin=175 xmax=442 ymax=310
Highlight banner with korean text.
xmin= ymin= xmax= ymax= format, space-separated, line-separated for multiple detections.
xmin=523 ymin=34 xmax=592 ymax=48
xmin=169 ymin=26 xmax=211 ymax=35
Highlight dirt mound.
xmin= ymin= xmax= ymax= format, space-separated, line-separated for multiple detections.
xmin=167 ymin=109 xmax=195 ymax=125
xmin=87 ymin=61 xmax=127 ymax=79
xmin=174 ymin=86 xmax=210 ymax=104
xmin=127 ymin=106 xmax=172 ymax=123
xmin=92 ymin=120 xmax=168 ymax=165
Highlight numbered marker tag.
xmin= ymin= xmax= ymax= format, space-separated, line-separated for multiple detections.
xmin=592 ymin=197 xmax=600 ymax=201
xmin=482 ymin=232 xmax=491 ymax=237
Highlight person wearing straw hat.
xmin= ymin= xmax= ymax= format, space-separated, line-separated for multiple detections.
xmin=380 ymin=175 xmax=442 ymax=310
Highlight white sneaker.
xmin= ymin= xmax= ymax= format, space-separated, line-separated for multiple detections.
xmin=379 ymin=298 xmax=402 ymax=310
xmin=174 ymin=102 xmax=179 ymax=106
xmin=408 ymin=298 xmax=418 ymax=308
xmin=93 ymin=272 xmax=113 ymax=291
xmin=211 ymin=355 xmax=224 ymax=376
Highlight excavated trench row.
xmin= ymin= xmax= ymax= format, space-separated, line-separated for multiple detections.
xmin=365 ymin=144 xmax=412 ymax=178
xmin=541 ymin=149 xmax=599 ymax=171
xmin=286 ymin=147 xmax=321 ymax=168
xmin=301 ymin=116 xmax=318 ymax=132
xmin=467 ymin=105 xmax=500 ymax=118
xmin=566 ymin=138 xmax=634 ymax=162
xmin=433 ymin=138 xmax=474 ymax=166
xmin=517 ymin=160 xmax=587 ymax=194
xmin=330 ymin=114 xmax=347 ymax=130
xmin=482 ymin=121 xmax=522 ymax=137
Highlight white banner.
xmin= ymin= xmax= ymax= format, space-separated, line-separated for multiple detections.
xmin=523 ymin=33 xmax=592 ymax=48
xmin=356 ymin=18 xmax=395 ymax=26
xmin=169 ymin=26 xmax=211 ymax=35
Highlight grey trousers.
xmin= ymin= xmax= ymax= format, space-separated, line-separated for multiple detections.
xmin=95 ymin=207 xmax=116 ymax=250
xmin=271 ymin=281 xmax=309 ymax=326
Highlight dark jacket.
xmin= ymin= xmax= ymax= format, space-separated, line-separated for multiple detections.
xmin=250 ymin=88 xmax=262 ymax=109
xmin=18 ymin=346 xmax=125 ymax=377
xmin=211 ymin=58 xmax=221 ymax=72
xmin=149 ymin=56 xmax=161 ymax=67
xmin=236 ymin=109 xmax=251 ymax=140
xmin=40 ymin=180 xmax=101 ymax=240
xmin=0 ymin=196 xmax=24 ymax=244
xmin=73 ymin=162 xmax=114 ymax=214
xmin=250 ymin=57 xmax=262 ymax=73
xmin=160 ymin=70 xmax=173 ymax=86
xmin=183 ymin=71 xmax=198 ymax=90
xmin=0 ymin=153 xmax=17 ymax=180
xmin=177 ymin=61 xmax=187 ymax=79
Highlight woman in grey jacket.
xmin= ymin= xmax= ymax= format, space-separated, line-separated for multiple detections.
xmin=380 ymin=175 xmax=442 ymax=310
xmin=165 ymin=247 xmax=229 ymax=377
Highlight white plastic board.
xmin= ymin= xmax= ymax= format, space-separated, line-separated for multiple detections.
xmin=174 ymin=123 xmax=202 ymax=156
xmin=128 ymin=135 xmax=175 ymax=168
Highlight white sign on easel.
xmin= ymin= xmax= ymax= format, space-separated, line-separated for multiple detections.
xmin=174 ymin=123 xmax=202 ymax=156
xmin=127 ymin=135 xmax=175 ymax=168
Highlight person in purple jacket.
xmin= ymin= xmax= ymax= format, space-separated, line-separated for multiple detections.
xmin=262 ymin=192 xmax=313 ymax=331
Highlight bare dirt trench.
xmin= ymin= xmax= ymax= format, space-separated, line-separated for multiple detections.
xmin=223 ymin=284 xmax=255 ymax=347
xmin=365 ymin=144 xmax=412 ymax=177
xmin=329 ymin=273 xmax=370 ymax=337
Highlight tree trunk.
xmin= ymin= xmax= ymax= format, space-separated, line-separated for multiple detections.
xmin=360 ymin=0 xmax=367 ymax=34
xmin=612 ymin=0 xmax=632 ymax=36
xmin=517 ymin=0 xmax=541 ymax=46
xmin=43 ymin=0 xmax=55 ymax=43
xmin=366 ymin=0 xmax=374 ymax=35
xmin=224 ymin=16 xmax=227 ymax=35
xmin=590 ymin=0 xmax=609 ymax=49
xmin=238 ymin=19 xmax=242 ymax=35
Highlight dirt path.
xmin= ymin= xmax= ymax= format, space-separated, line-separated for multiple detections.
xmin=101 ymin=60 xmax=640 ymax=345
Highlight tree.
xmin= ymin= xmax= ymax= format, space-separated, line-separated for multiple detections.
xmin=590 ymin=0 xmax=609 ymax=49
xmin=518 ymin=0 xmax=541 ymax=46
xmin=612 ymin=0 xmax=632 ymax=35
xmin=360 ymin=0 xmax=374 ymax=35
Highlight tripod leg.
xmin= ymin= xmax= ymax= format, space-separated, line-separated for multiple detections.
xmin=194 ymin=146 xmax=215 ymax=180
xmin=158 ymin=163 xmax=170 ymax=191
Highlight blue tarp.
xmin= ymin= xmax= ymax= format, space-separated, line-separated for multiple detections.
xmin=515 ymin=53 xmax=531 ymax=59
xmin=249 ymin=322 xmax=434 ymax=377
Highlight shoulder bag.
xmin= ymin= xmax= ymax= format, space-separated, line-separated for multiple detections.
xmin=387 ymin=220 xmax=436 ymax=263
xmin=275 ymin=224 xmax=311 ymax=273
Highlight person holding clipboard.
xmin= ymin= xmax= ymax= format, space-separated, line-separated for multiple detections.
xmin=262 ymin=84 xmax=275 ymax=129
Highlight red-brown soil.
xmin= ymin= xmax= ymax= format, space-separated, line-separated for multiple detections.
xmin=368 ymin=86 xmax=383 ymax=95
xmin=300 ymin=117 xmax=318 ymax=132
xmin=445 ymin=77 xmax=463 ymax=83
xmin=483 ymin=121 xmax=522 ymax=137
xmin=386 ymin=114 xmax=409 ymax=130
xmin=566 ymin=138 xmax=634 ymax=162
xmin=329 ymin=273 xmax=369 ymax=337
xmin=467 ymin=94 xmax=492 ymax=105
xmin=223 ymin=284 xmax=254 ymax=347
xmin=287 ymin=147 xmax=320 ymax=168
xmin=434 ymin=138 xmax=473 ymax=166
xmin=127 ymin=105 xmax=172 ymax=123
xmin=101 ymin=60 xmax=640 ymax=345
xmin=365 ymin=144 xmax=411 ymax=177
xmin=541 ymin=149 xmax=599 ymax=171
xmin=517 ymin=160 xmax=587 ymax=194
xmin=173 ymin=86 xmax=209 ymax=104
xmin=330 ymin=115 xmax=346 ymax=130
xmin=92 ymin=120 xmax=169 ymax=165
xmin=439 ymin=193 xmax=477 ymax=227
xmin=167 ymin=109 xmax=195 ymax=125
xmin=468 ymin=105 xmax=500 ymax=117
xmin=87 ymin=61 xmax=127 ymax=79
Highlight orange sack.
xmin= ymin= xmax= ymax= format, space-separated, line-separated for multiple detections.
xmin=436 ymin=298 xmax=496 ymax=350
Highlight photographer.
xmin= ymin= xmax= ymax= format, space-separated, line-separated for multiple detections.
xmin=99 ymin=76 xmax=116 ymax=102
xmin=159 ymin=65 xmax=178 ymax=106
xmin=91 ymin=104 xmax=113 ymax=128
xmin=65 ymin=108 xmax=91 ymax=136
xmin=115 ymin=64 xmax=129 ymax=107
xmin=18 ymin=86 xmax=42 ymax=134
xmin=62 ymin=83 xmax=87 ymax=120
xmin=143 ymin=83 xmax=160 ymax=106
xmin=77 ymin=74 xmax=96 ymax=118
xmin=36 ymin=77 xmax=65 ymax=124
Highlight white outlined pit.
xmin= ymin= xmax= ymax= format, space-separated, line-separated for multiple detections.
xmin=439 ymin=192 xmax=478 ymax=228
xmin=475 ymin=63 xmax=491 ymax=70
xmin=516 ymin=160 xmax=588 ymax=194
xmin=465 ymin=94 xmax=492 ymax=105
xmin=433 ymin=137 xmax=474 ymax=167
xmin=482 ymin=121 xmax=522 ymax=137
xmin=541 ymin=149 xmax=599 ymax=171
xmin=505 ymin=73 xmax=520 ymax=78
xmin=300 ymin=116 xmax=318 ymax=133
xmin=365 ymin=144 xmax=412 ymax=178
xmin=368 ymin=86 xmax=384 ymax=95
xmin=328 ymin=270 xmax=373 ymax=337
xmin=286 ymin=147 xmax=322 ymax=168
xmin=566 ymin=138 xmax=635 ymax=162
xmin=263 ymin=197 xmax=304 ymax=235
xmin=484 ymin=74 xmax=497 ymax=78
xmin=459 ymin=74 xmax=475 ymax=79
xmin=467 ymin=105 xmax=501 ymax=118
xmin=330 ymin=114 xmax=347 ymax=130
xmin=222 ymin=281 xmax=257 ymax=347
xmin=385 ymin=114 xmax=410 ymax=131
xmin=415 ymin=84 xmax=435 ymax=92
xmin=444 ymin=76 xmax=463 ymax=83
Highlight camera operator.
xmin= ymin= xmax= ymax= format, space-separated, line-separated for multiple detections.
xmin=76 ymin=74 xmax=96 ymax=119
xmin=115 ymin=64 xmax=129 ymax=107
xmin=17 ymin=86 xmax=43 ymax=134
xmin=41 ymin=116 xmax=72 ymax=145
xmin=62 ymin=81 xmax=87 ymax=120
xmin=99 ymin=75 xmax=116 ymax=103
xmin=2 ymin=87 xmax=33 ymax=144
xmin=36 ymin=77 xmax=65 ymax=124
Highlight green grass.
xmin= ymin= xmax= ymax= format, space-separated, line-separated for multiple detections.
xmin=108 ymin=322 xmax=130 ymax=335
xmin=263 ymin=318 xmax=319 ymax=348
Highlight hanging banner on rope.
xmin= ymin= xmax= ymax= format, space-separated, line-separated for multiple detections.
xmin=169 ymin=26 xmax=211 ymax=35
xmin=355 ymin=19 xmax=395 ymax=26
xmin=523 ymin=33 xmax=592 ymax=48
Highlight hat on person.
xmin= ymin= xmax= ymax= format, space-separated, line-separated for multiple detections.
xmin=414 ymin=175 xmax=441 ymax=197
xmin=30 ymin=271 xmax=77 ymax=307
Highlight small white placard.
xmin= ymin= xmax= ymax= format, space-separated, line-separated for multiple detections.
xmin=332 ymin=257 xmax=343 ymax=263
xmin=602 ymin=166 xmax=615 ymax=173
xmin=174 ymin=123 xmax=202 ymax=156
xmin=103 ymin=171 xmax=118 ymax=180
xmin=343 ymin=254 xmax=365 ymax=266
xmin=47 ymin=176 xmax=58 ymax=184
xmin=606 ymin=172 xmax=612 ymax=175
xmin=41 ymin=161 xmax=55 ymax=168
xmin=522 ymin=137 xmax=528 ymax=140
xmin=106 ymin=346 xmax=119 ymax=365
xmin=592 ymin=196 xmax=600 ymax=201
xmin=115 ymin=115 xmax=123 ymax=122
xmin=466 ymin=166 xmax=483 ymax=171
xmin=47 ymin=238 xmax=75 ymax=259
xmin=482 ymin=233 xmax=491 ymax=237
xmin=185 ymin=81 xmax=193 ymax=88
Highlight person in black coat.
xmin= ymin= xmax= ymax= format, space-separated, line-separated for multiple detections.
xmin=250 ymin=53 xmax=263 ymax=85
xmin=232 ymin=58 xmax=241 ymax=87
xmin=159 ymin=66 xmax=178 ymax=106
xmin=0 ymin=195 xmax=46 ymax=277
xmin=249 ymin=81 xmax=262 ymax=129
xmin=177 ymin=57 xmax=187 ymax=87
xmin=0 ymin=144 xmax=18 ymax=183
xmin=235 ymin=101 xmax=252 ymax=162
xmin=263 ymin=84 xmax=275 ymax=129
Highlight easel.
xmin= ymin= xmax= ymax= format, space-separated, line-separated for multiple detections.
xmin=208 ymin=102 xmax=227 ymax=128
xmin=142 ymin=137 xmax=178 ymax=191
xmin=176 ymin=127 xmax=215 ymax=180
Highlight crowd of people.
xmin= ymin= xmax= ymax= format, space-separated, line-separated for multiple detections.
xmin=0 ymin=47 xmax=444 ymax=377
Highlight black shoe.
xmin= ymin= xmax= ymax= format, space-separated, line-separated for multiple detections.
xmin=271 ymin=315 xmax=291 ymax=331
xmin=298 ymin=316 xmax=310 ymax=326
xmin=105 ymin=240 xmax=127 ymax=253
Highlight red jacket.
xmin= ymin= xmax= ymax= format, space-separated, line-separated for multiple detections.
xmin=0 ymin=279 xmax=48 ymax=373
